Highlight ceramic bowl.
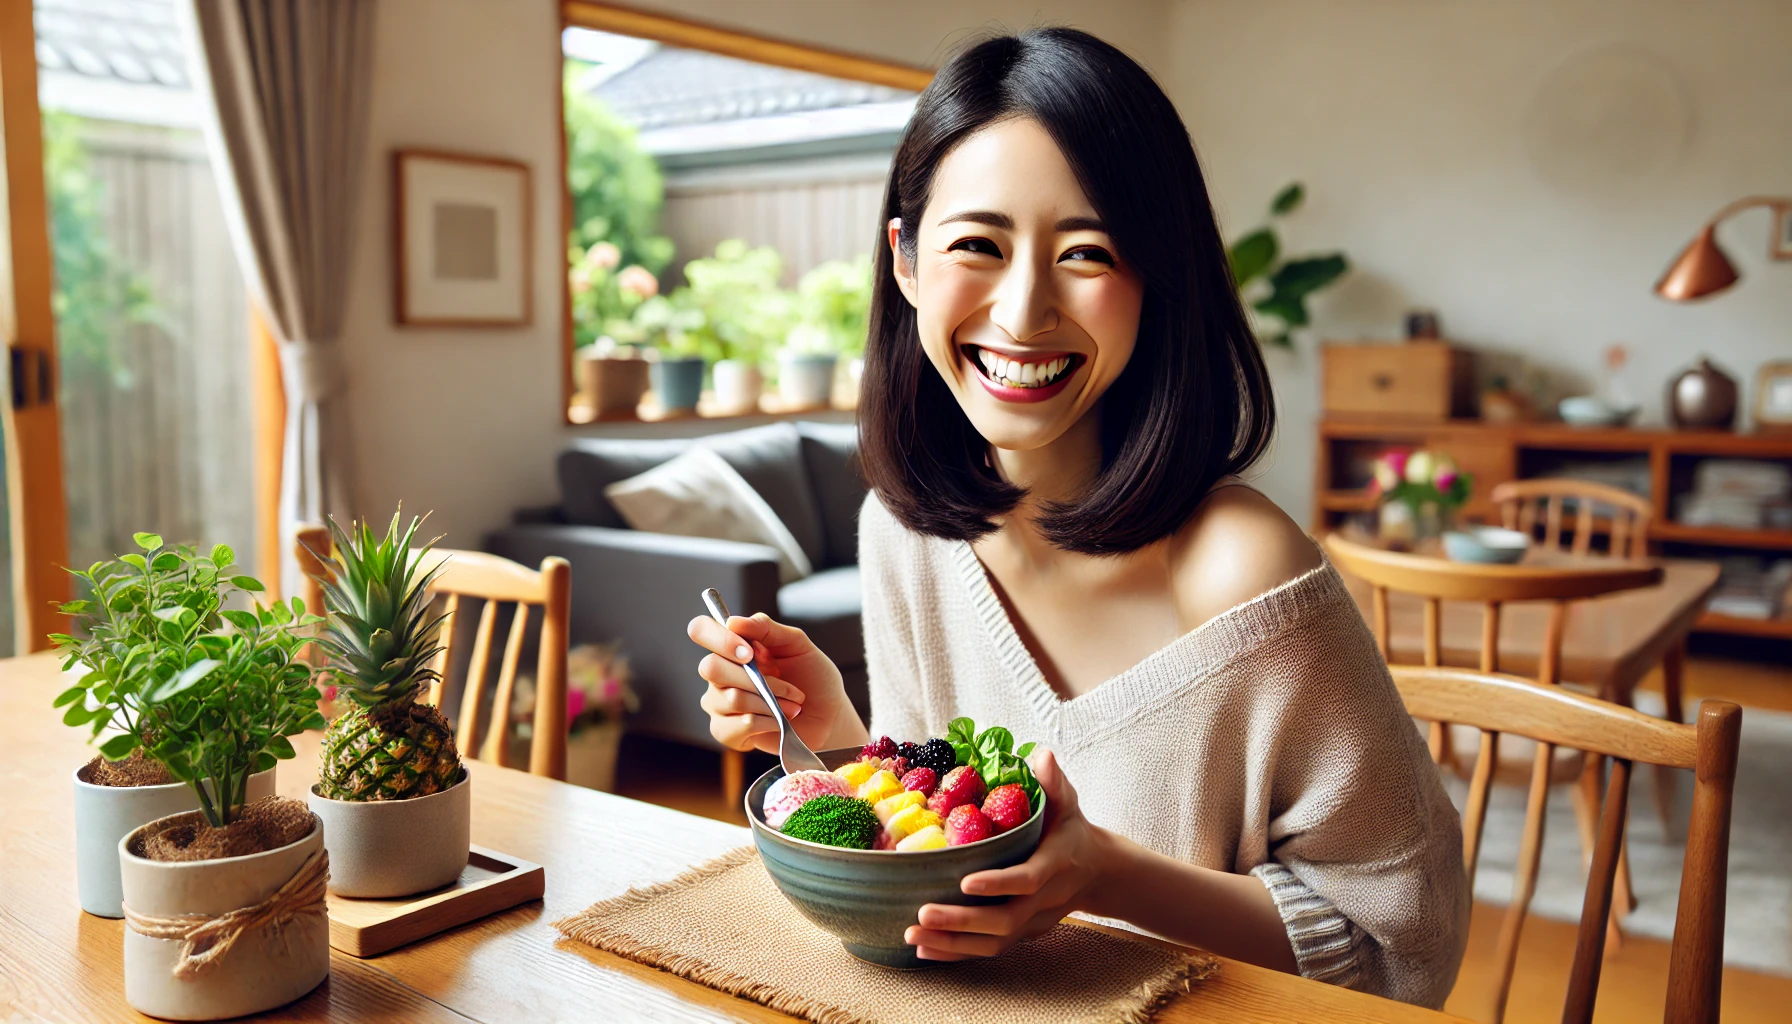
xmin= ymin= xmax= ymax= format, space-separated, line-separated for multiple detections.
xmin=746 ymin=747 xmax=1045 ymax=969
xmin=1558 ymin=395 xmax=1639 ymax=427
xmin=1443 ymin=526 xmax=1531 ymax=564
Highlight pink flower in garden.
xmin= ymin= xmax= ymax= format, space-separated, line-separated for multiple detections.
xmin=589 ymin=241 xmax=622 ymax=270
xmin=569 ymin=266 xmax=592 ymax=294
xmin=566 ymin=687 xmax=587 ymax=723
xmin=617 ymin=264 xmax=659 ymax=299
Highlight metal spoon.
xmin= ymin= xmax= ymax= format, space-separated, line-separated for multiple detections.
xmin=700 ymin=589 xmax=827 ymax=775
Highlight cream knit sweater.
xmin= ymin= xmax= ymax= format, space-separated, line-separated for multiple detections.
xmin=858 ymin=492 xmax=1470 ymax=1008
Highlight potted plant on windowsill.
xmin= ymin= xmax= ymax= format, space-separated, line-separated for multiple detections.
xmin=635 ymin=293 xmax=707 ymax=415
xmin=116 ymin=584 xmax=327 ymax=1020
xmin=682 ymin=240 xmax=795 ymax=415
xmin=51 ymin=534 xmax=279 ymax=919
xmin=793 ymin=255 xmax=872 ymax=406
xmin=305 ymin=511 xmax=470 ymax=898
xmin=571 ymin=242 xmax=662 ymax=421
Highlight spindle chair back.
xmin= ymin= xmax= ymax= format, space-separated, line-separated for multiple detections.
xmin=1492 ymin=478 xmax=1654 ymax=559
xmin=1392 ymin=665 xmax=1738 ymax=1024
xmin=295 ymin=526 xmax=571 ymax=780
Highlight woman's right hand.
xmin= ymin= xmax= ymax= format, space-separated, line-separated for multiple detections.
xmin=687 ymin=612 xmax=866 ymax=755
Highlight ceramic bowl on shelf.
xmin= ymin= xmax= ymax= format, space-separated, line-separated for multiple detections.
xmin=746 ymin=747 xmax=1045 ymax=969
xmin=1443 ymin=526 xmax=1531 ymax=564
xmin=1558 ymin=395 xmax=1639 ymax=427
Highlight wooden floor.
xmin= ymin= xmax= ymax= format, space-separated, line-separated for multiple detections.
xmin=614 ymin=652 xmax=1792 ymax=1023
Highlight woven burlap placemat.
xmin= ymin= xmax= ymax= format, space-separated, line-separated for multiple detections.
xmin=555 ymin=846 xmax=1217 ymax=1024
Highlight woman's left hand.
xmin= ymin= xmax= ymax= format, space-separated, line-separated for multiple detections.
xmin=905 ymin=750 xmax=1114 ymax=960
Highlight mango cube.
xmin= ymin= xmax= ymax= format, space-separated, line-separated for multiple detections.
xmin=856 ymin=769 xmax=902 ymax=803
xmin=896 ymin=824 xmax=948 ymax=851
xmin=873 ymin=789 xmax=926 ymax=824
xmin=835 ymin=760 xmax=878 ymax=788
xmin=886 ymin=804 xmax=943 ymax=842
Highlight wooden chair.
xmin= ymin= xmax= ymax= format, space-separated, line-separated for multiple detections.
xmin=1323 ymin=533 xmax=1665 ymax=937
xmin=1392 ymin=665 xmax=1739 ymax=1024
xmin=1492 ymin=479 xmax=1654 ymax=560
xmin=295 ymin=525 xmax=572 ymax=781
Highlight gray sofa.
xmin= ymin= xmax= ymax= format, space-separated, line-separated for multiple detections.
xmin=486 ymin=421 xmax=867 ymax=752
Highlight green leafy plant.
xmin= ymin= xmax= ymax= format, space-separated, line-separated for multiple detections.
xmin=563 ymin=68 xmax=673 ymax=279
xmin=945 ymin=717 xmax=1041 ymax=813
xmin=49 ymin=533 xmax=323 ymax=826
xmin=664 ymin=240 xmax=798 ymax=366
xmin=1227 ymin=182 xmax=1349 ymax=348
xmin=793 ymin=256 xmax=873 ymax=358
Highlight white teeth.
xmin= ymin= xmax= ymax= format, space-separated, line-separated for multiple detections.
xmin=1019 ymin=362 xmax=1037 ymax=385
xmin=974 ymin=349 xmax=1075 ymax=388
xmin=978 ymin=348 xmax=995 ymax=372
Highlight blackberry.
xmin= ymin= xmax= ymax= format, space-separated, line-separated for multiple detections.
xmin=908 ymin=737 xmax=958 ymax=777
xmin=897 ymin=741 xmax=924 ymax=764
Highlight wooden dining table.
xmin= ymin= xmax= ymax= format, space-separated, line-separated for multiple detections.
xmin=1336 ymin=554 xmax=1721 ymax=709
xmin=0 ymin=651 xmax=1471 ymax=1024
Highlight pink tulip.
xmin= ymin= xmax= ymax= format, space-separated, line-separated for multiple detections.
xmin=600 ymin=677 xmax=620 ymax=703
xmin=1383 ymin=450 xmax=1409 ymax=479
xmin=566 ymin=687 xmax=587 ymax=722
xmin=1435 ymin=469 xmax=1458 ymax=493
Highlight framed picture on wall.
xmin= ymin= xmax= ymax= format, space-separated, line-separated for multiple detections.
xmin=394 ymin=149 xmax=532 ymax=327
xmin=1773 ymin=203 xmax=1792 ymax=260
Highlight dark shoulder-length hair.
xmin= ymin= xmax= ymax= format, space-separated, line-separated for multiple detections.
xmin=857 ymin=27 xmax=1274 ymax=556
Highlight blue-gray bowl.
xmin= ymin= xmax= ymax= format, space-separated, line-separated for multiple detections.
xmin=1443 ymin=526 xmax=1530 ymax=564
xmin=746 ymin=747 xmax=1045 ymax=969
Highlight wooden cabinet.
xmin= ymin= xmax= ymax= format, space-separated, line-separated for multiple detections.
xmin=1321 ymin=341 xmax=1475 ymax=420
xmin=1315 ymin=418 xmax=1792 ymax=641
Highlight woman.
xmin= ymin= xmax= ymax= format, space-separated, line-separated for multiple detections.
xmin=688 ymin=28 xmax=1467 ymax=1008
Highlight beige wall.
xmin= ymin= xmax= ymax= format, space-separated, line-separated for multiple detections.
xmin=1167 ymin=0 xmax=1792 ymax=517
xmin=341 ymin=0 xmax=1791 ymax=546
xmin=341 ymin=0 xmax=1168 ymax=547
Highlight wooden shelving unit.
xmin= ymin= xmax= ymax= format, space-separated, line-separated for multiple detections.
xmin=1315 ymin=417 xmax=1792 ymax=641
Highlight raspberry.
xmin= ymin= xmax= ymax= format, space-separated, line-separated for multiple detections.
xmin=908 ymin=738 xmax=958 ymax=777
xmin=945 ymin=804 xmax=994 ymax=846
xmin=981 ymin=784 xmax=1031 ymax=833
xmin=860 ymin=735 xmax=898 ymax=760
xmin=927 ymin=765 xmax=985 ymax=816
xmin=900 ymin=767 xmax=937 ymax=795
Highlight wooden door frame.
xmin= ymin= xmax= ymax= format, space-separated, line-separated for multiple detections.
xmin=555 ymin=2 xmax=934 ymax=423
xmin=0 ymin=0 xmax=72 ymax=652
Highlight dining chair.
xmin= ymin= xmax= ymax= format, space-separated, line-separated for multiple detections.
xmin=1392 ymin=664 xmax=1739 ymax=1024
xmin=296 ymin=525 xmax=572 ymax=781
xmin=1323 ymin=533 xmax=1665 ymax=936
xmin=1491 ymin=478 xmax=1654 ymax=560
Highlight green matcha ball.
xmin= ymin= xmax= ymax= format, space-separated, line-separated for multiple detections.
xmin=780 ymin=794 xmax=880 ymax=849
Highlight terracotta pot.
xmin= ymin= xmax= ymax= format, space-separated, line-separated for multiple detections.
xmin=712 ymin=360 xmax=764 ymax=415
xmin=579 ymin=353 xmax=650 ymax=420
xmin=121 ymin=810 xmax=328 ymax=1020
xmin=1668 ymin=357 xmax=1738 ymax=430
xmin=307 ymin=771 xmax=470 ymax=897
xmin=74 ymin=764 xmax=276 ymax=918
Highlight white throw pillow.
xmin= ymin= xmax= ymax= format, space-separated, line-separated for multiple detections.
xmin=604 ymin=447 xmax=813 ymax=583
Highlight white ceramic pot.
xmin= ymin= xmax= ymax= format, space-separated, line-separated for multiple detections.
xmin=307 ymin=771 xmax=470 ymax=897
xmin=712 ymin=359 xmax=764 ymax=415
xmin=74 ymin=764 xmax=276 ymax=918
xmin=121 ymin=809 xmax=328 ymax=1020
xmin=779 ymin=353 xmax=838 ymax=410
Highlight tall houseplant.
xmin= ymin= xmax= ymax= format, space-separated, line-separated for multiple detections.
xmin=51 ymin=535 xmax=282 ymax=917
xmin=307 ymin=510 xmax=471 ymax=898
xmin=1227 ymin=182 xmax=1349 ymax=348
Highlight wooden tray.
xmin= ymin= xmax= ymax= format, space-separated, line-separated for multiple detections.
xmin=326 ymin=845 xmax=545 ymax=957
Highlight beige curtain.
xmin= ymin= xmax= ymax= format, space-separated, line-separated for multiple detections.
xmin=182 ymin=0 xmax=376 ymax=596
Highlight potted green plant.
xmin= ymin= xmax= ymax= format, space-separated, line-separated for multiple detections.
xmin=679 ymin=240 xmax=795 ymax=414
xmin=306 ymin=511 xmax=469 ymax=898
xmin=1226 ymin=182 xmax=1349 ymax=348
xmin=1370 ymin=449 xmax=1472 ymax=544
xmin=636 ymin=292 xmax=708 ymax=414
xmin=570 ymin=242 xmax=659 ymax=420
xmin=792 ymin=255 xmax=872 ymax=404
xmin=51 ymin=534 xmax=279 ymax=918
xmin=116 ymin=586 xmax=327 ymax=1020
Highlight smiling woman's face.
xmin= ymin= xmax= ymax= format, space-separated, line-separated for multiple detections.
xmin=890 ymin=117 xmax=1145 ymax=453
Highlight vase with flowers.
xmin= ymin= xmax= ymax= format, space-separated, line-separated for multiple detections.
xmin=508 ymin=643 xmax=637 ymax=792
xmin=1371 ymin=449 xmax=1471 ymax=546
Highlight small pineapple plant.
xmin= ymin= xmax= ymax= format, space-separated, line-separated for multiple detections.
xmin=313 ymin=511 xmax=463 ymax=801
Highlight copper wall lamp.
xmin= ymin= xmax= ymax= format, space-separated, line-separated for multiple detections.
xmin=1655 ymin=196 xmax=1792 ymax=301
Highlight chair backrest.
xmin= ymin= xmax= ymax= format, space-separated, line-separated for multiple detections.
xmin=1491 ymin=479 xmax=1654 ymax=559
xmin=1392 ymin=665 xmax=1739 ymax=1024
xmin=294 ymin=526 xmax=571 ymax=780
